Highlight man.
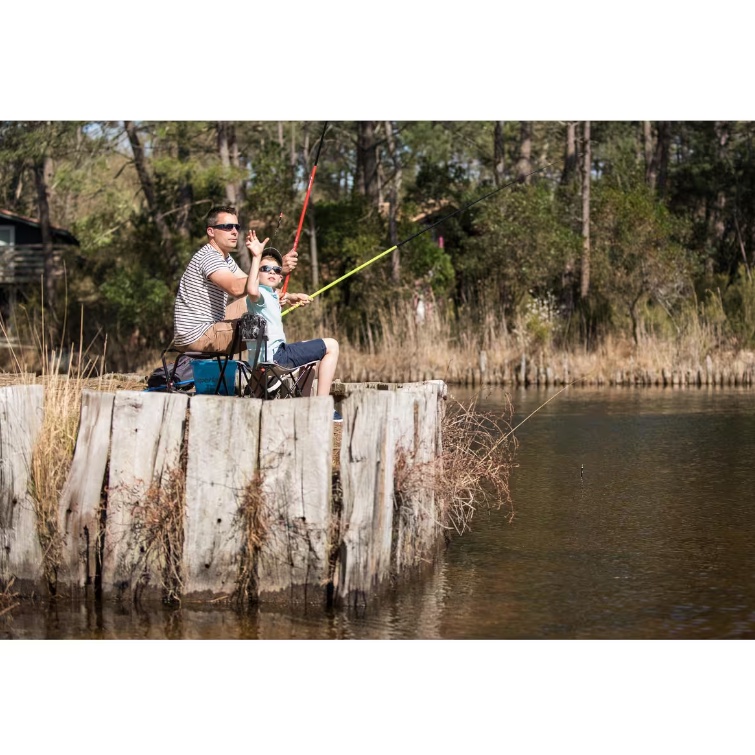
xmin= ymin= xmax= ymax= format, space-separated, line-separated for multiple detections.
xmin=173 ymin=205 xmax=298 ymax=353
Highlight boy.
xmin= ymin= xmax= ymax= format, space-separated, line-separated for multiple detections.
xmin=244 ymin=230 xmax=341 ymax=420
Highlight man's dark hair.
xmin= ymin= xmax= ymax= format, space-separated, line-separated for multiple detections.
xmin=262 ymin=247 xmax=284 ymax=267
xmin=205 ymin=205 xmax=237 ymax=228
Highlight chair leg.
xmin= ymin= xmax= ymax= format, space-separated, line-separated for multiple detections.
xmin=163 ymin=350 xmax=189 ymax=393
xmin=161 ymin=350 xmax=173 ymax=392
xmin=295 ymin=363 xmax=317 ymax=397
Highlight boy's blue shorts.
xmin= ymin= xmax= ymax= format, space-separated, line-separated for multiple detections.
xmin=273 ymin=339 xmax=326 ymax=368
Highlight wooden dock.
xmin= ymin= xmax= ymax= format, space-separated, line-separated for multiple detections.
xmin=0 ymin=380 xmax=447 ymax=607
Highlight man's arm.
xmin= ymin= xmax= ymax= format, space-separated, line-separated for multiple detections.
xmin=208 ymin=268 xmax=248 ymax=298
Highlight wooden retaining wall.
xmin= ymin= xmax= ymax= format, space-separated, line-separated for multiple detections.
xmin=338 ymin=352 xmax=755 ymax=389
xmin=0 ymin=381 xmax=447 ymax=607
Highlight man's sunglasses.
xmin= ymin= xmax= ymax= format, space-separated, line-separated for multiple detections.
xmin=260 ymin=265 xmax=283 ymax=275
xmin=211 ymin=223 xmax=241 ymax=232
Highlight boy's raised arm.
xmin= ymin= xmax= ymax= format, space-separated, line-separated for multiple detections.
xmin=245 ymin=229 xmax=268 ymax=301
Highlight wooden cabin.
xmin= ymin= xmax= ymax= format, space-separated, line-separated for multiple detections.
xmin=0 ymin=208 xmax=79 ymax=341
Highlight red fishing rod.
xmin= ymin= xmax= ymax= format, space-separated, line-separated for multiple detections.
xmin=281 ymin=121 xmax=328 ymax=295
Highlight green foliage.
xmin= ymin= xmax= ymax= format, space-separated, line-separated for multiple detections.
xmin=722 ymin=273 xmax=755 ymax=347
xmin=99 ymin=266 xmax=173 ymax=330
xmin=591 ymin=182 xmax=696 ymax=341
xmin=463 ymin=182 xmax=580 ymax=313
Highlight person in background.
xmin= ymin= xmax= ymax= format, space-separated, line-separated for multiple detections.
xmin=172 ymin=205 xmax=298 ymax=354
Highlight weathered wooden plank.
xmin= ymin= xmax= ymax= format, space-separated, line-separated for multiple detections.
xmin=0 ymin=385 xmax=45 ymax=593
xmin=256 ymin=396 xmax=333 ymax=603
xmin=57 ymin=389 xmax=115 ymax=597
xmin=332 ymin=379 xmax=447 ymax=399
xmin=182 ymin=395 xmax=262 ymax=602
xmin=102 ymin=391 xmax=188 ymax=602
xmin=392 ymin=390 xmax=439 ymax=571
xmin=336 ymin=390 xmax=396 ymax=604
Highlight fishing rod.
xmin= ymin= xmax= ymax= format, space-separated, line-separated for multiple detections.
xmin=282 ymin=163 xmax=552 ymax=317
xmin=281 ymin=121 xmax=328 ymax=296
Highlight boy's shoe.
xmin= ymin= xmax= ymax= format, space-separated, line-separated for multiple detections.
xmin=333 ymin=410 xmax=343 ymax=423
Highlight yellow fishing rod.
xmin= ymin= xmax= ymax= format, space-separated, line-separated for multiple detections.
xmin=281 ymin=164 xmax=551 ymax=317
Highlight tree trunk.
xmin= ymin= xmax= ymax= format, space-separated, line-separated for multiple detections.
xmin=299 ymin=125 xmax=320 ymax=291
xmin=493 ymin=121 xmax=506 ymax=187
xmin=216 ymin=121 xmax=237 ymax=206
xmin=561 ymin=122 xmax=578 ymax=185
xmin=711 ymin=122 xmax=730 ymax=256
xmin=655 ymin=121 xmax=671 ymax=196
xmin=356 ymin=121 xmax=380 ymax=206
xmin=515 ymin=121 xmax=533 ymax=183
xmin=560 ymin=122 xmax=579 ymax=313
xmin=643 ymin=121 xmax=657 ymax=189
xmin=290 ymin=122 xmax=297 ymax=172
xmin=33 ymin=155 xmax=56 ymax=311
xmin=124 ymin=121 xmax=179 ymax=276
xmin=580 ymin=121 xmax=591 ymax=300
xmin=217 ymin=122 xmax=249 ymax=271
xmin=176 ymin=124 xmax=193 ymax=241
xmin=384 ymin=121 xmax=402 ymax=282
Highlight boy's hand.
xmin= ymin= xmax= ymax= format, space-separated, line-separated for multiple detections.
xmin=246 ymin=230 xmax=269 ymax=258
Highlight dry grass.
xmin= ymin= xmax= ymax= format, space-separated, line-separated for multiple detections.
xmin=1 ymin=311 xmax=147 ymax=595
xmin=234 ymin=470 xmax=268 ymax=603
xmin=28 ymin=346 xmax=105 ymax=594
xmin=434 ymin=394 xmax=518 ymax=535
xmin=283 ymin=296 xmax=755 ymax=386
xmin=133 ymin=463 xmax=187 ymax=603
xmin=387 ymin=391 xmax=518 ymax=544
xmin=0 ymin=577 xmax=20 ymax=617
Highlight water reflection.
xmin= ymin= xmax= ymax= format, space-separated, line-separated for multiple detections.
xmin=4 ymin=386 xmax=755 ymax=639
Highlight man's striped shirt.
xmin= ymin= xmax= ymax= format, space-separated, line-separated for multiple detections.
xmin=173 ymin=243 xmax=240 ymax=346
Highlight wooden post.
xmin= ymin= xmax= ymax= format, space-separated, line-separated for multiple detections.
xmin=182 ymin=396 xmax=262 ymax=602
xmin=57 ymin=390 xmax=115 ymax=597
xmin=0 ymin=385 xmax=45 ymax=594
xmin=255 ymin=396 xmax=333 ymax=603
xmin=392 ymin=390 xmax=439 ymax=572
xmin=102 ymin=391 xmax=188 ymax=603
xmin=336 ymin=390 xmax=396 ymax=605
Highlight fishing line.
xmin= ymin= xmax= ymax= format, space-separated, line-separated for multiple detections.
xmin=282 ymin=162 xmax=552 ymax=316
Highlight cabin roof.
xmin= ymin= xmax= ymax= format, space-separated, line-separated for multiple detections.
xmin=0 ymin=208 xmax=79 ymax=246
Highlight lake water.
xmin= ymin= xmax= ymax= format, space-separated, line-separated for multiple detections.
xmin=4 ymin=385 xmax=755 ymax=639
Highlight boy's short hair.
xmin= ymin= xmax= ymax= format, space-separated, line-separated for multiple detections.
xmin=262 ymin=247 xmax=283 ymax=267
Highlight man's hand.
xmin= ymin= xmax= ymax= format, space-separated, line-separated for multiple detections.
xmin=282 ymin=248 xmax=298 ymax=274
xmin=246 ymin=230 xmax=269 ymax=259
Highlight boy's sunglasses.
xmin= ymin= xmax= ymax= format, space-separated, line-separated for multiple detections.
xmin=211 ymin=223 xmax=241 ymax=232
xmin=260 ymin=264 xmax=283 ymax=275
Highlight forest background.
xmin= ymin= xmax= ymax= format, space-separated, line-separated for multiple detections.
xmin=2 ymin=119 xmax=754 ymax=383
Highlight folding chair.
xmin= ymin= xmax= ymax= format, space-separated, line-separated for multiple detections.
xmin=240 ymin=313 xmax=318 ymax=401
xmin=161 ymin=317 xmax=247 ymax=396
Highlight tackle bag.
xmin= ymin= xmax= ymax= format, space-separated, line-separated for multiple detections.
xmin=145 ymin=356 xmax=195 ymax=391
